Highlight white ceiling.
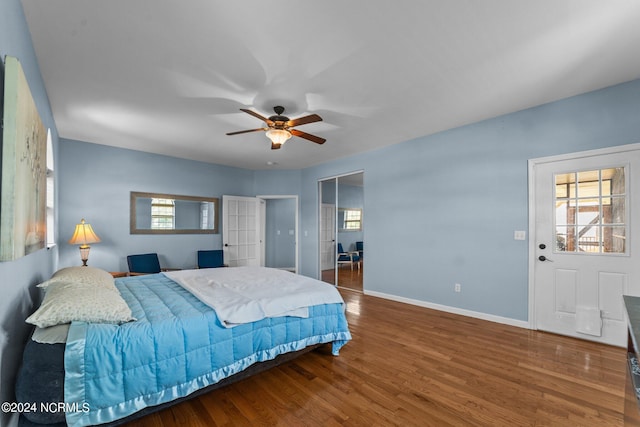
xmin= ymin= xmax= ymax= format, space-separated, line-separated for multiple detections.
xmin=21 ymin=0 xmax=640 ymax=170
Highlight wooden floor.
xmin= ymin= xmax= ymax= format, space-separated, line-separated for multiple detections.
xmin=124 ymin=290 xmax=626 ymax=426
xmin=322 ymin=261 xmax=364 ymax=292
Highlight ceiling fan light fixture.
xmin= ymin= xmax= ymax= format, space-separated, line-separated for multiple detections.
xmin=228 ymin=107 xmax=324 ymax=147
xmin=265 ymin=128 xmax=292 ymax=146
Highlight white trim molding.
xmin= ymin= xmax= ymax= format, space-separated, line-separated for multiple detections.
xmin=364 ymin=290 xmax=530 ymax=329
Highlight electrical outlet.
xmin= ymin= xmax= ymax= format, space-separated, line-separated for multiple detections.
xmin=454 ymin=283 xmax=461 ymax=293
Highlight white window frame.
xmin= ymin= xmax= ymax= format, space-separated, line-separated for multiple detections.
xmin=46 ymin=129 xmax=55 ymax=247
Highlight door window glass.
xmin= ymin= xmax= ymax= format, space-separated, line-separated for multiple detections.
xmin=554 ymin=167 xmax=626 ymax=254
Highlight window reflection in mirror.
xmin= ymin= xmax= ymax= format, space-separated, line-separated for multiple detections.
xmin=130 ymin=192 xmax=218 ymax=234
xmin=338 ymin=208 xmax=363 ymax=231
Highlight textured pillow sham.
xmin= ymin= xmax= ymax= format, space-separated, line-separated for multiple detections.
xmin=26 ymin=281 xmax=135 ymax=328
xmin=37 ymin=266 xmax=116 ymax=291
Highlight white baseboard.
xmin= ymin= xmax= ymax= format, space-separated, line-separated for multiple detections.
xmin=364 ymin=290 xmax=530 ymax=329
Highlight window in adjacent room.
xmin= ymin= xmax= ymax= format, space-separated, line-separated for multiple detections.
xmin=151 ymin=198 xmax=175 ymax=229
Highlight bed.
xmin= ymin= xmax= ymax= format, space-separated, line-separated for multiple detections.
xmin=15 ymin=266 xmax=351 ymax=427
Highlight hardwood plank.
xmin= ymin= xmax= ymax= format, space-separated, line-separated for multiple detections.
xmin=123 ymin=289 xmax=626 ymax=426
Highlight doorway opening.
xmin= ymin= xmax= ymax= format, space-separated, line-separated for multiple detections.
xmin=222 ymin=195 xmax=298 ymax=273
xmin=259 ymin=195 xmax=298 ymax=273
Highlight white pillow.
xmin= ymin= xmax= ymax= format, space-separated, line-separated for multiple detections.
xmin=38 ymin=266 xmax=115 ymax=291
xmin=26 ymin=281 xmax=135 ymax=328
xmin=31 ymin=324 xmax=70 ymax=344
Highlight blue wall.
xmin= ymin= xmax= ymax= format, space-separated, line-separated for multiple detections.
xmin=0 ymin=0 xmax=59 ymax=424
xmin=58 ymin=140 xmax=255 ymax=271
xmin=264 ymin=198 xmax=296 ymax=269
xmin=299 ymin=78 xmax=640 ymax=321
xmin=57 ymin=141 xmax=308 ymax=273
xmin=254 ymin=169 xmax=301 ymax=195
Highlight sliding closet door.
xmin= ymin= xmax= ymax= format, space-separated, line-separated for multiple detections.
xmin=319 ymin=172 xmax=364 ymax=290
xmin=336 ymin=173 xmax=364 ymax=291
xmin=319 ymin=179 xmax=336 ymax=285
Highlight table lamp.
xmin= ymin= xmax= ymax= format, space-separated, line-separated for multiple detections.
xmin=68 ymin=218 xmax=101 ymax=266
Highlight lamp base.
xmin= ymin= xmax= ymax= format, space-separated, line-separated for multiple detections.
xmin=79 ymin=245 xmax=91 ymax=267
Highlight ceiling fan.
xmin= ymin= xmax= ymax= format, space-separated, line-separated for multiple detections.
xmin=226 ymin=106 xmax=326 ymax=150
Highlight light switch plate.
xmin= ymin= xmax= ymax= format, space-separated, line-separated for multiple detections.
xmin=514 ymin=230 xmax=526 ymax=240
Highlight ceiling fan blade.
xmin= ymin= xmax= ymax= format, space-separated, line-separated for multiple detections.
xmin=290 ymin=129 xmax=326 ymax=145
xmin=286 ymin=114 xmax=322 ymax=128
xmin=240 ymin=108 xmax=274 ymax=125
xmin=226 ymin=128 xmax=267 ymax=136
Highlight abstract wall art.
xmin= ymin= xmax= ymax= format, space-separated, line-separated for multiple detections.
xmin=0 ymin=56 xmax=47 ymax=261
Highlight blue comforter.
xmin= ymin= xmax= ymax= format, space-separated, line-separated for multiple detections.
xmin=64 ymin=273 xmax=351 ymax=427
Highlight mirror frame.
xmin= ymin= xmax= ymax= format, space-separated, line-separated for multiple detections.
xmin=130 ymin=191 xmax=219 ymax=235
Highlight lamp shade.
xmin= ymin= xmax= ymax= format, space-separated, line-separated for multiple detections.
xmin=265 ymin=128 xmax=292 ymax=146
xmin=68 ymin=219 xmax=101 ymax=245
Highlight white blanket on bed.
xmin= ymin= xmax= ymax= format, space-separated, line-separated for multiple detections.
xmin=164 ymin=267 xmax=344 ymax=327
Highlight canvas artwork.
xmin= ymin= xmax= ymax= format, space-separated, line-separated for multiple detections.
xmin=0 ymin=56 xmax=47 ymax=261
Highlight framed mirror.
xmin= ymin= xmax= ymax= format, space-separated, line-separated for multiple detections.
xmin=130 ymin=192 xmax=219 ymax=234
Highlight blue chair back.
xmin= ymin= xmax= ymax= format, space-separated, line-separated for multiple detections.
xmin=337 ymin=243 xmax=360 ymax=262
xmin=127 ymin=253 xmax=161 ymax=274
xmin=197 ymin=250 xmax=224 ymax=268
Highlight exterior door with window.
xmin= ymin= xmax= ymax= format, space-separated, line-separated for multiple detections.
xmin=532 ymin=145 xmax=640 ymax=346
xmin=222 ymin=195 xmax=260 ymax=267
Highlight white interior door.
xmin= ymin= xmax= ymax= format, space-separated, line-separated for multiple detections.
xmin=259 ymin=198 xmax=266 ymax=267
xmin=222 ymin=195 xmax=260 ymax=267
xmin=531 ymin=144 xmax=640 ymax=347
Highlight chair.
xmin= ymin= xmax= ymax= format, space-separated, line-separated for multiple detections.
xmin=356 ymin=241 xmax=363 ymax=258
xmin=337 ymin=243 xmax=361 ymax=271
xmin=127 ymin=253 xmax=162 ymax=274
xmin=197 ymin=250 xmax=224 ymax=269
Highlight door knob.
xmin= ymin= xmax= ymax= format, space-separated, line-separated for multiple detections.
xmin=538 ymin=255 xmax=553 ymax=262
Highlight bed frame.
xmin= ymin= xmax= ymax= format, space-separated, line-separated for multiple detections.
xmin=17 ymin=336 xmax=324 ymax=427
